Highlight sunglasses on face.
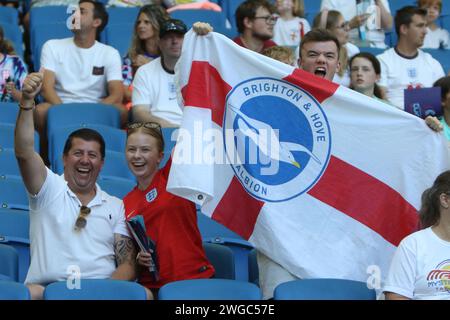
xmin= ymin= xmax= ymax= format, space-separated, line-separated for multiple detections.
xmin=75 ymin=205 xmax=91 ymax=230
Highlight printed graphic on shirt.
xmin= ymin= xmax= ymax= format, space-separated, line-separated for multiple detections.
xmin=427 ymin=259 xmax=450 ymax=293
xmin=145 ymin=188 xmax=158 ymax=203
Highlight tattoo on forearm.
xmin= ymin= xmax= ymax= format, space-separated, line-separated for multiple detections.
xmin=114 ymin=235 xmax=136 ymax=266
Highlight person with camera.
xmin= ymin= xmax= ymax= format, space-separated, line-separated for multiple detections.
xmin=123 ymin=122 xmax=215 ymax=299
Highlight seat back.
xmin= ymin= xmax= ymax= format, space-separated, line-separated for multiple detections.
xmin=0 ymin=281 xmax=30 ymax=300
xmin=105 ymin=23 xmax=134 ymax=57
xmin=0 ymin=176 xmax=29 ymax=210
xmin=43 ymin=279 xmax=147 ymax=300
xmin=47 ymin=103 xmax=121 ymax=139
xmin=0 ymin=244 xmax=19 ymax=282
xmin=0 ymin=7 xmax=19 ymax=25
xmin=273 ymin=279 xmax=377 ymax=300
xmin=0 ymin=123 xmax=39 ymax=151
xmin=158 ymin=278 xmax=262 ymax=300
xmin=0 ymin=208 xmax=30 ymax=283
xmin=0 ymin=148 xmax=20 ymax=178
xmin=0 ymin=102 xmax=19 ymax=125
xmin=97 ymin=178 xmax=135 ymax=199
xmin=203 ymin=242 xmax=235 ymax=280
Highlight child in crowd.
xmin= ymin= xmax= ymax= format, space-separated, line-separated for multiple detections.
xmin=0 ymin=26 xmax=27 ymax=102
xmin=262 ymin=45 xmax=296 ymax=66
xmin=272 ymin=0 xmax=310 ymax=49
xmin=349 ymin=52 xmax=386 ymax=101
xmin=419 ymin=0 xmax=450 ymax=49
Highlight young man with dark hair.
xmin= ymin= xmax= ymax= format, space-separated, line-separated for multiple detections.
xmin=36 ymin=0 xmax=125 ymax=162
xmin=298 ymin=29 xmax=341 ymax=81
xmin=15 ymin=72 xmax=136 ymax=300
xmin=233 ymin=0 xmax=278 ymax=53
xmin=377 ymin=6 xmax=445 ymax=109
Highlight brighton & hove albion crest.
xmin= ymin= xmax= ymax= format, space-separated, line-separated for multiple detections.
xmin=223 ymin=77 xmax=331 ymax=202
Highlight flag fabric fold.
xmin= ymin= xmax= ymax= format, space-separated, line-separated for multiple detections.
xmin=168 ymin=30 xmax=450 ymax=283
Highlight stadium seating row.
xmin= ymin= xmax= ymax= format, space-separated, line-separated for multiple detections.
xmin=0 ymin=276 xmax=376 ymax=300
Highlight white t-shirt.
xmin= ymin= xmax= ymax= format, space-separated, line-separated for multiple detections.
xmin=273 ymin=17 xmax=311 ymax=48
xmin=383 ymin=227 xmax=450 ymax=300
xmin=132 ymin=57 xmax=182 ymax=126
xmin=40 ymin=38 xmax=122 ymax=103
xmin=377 ymin=48 xmax=445 ymax=109
xmin=25 ymin=168 xmax=129 ymax=285
xmin=422 ymin=27 xmax=450 ymax=50
xmin=333 ymin=42 xmax=360 ymax=87
xmin=320 ymin=0 xmax=390 ymax=48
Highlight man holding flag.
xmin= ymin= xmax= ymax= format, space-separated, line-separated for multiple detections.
xmin=170 ymin=23 xmax=449 ymax=299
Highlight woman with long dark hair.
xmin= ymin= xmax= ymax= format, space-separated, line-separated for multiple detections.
xmin=349 ymin=52 xmax=386 ymax=101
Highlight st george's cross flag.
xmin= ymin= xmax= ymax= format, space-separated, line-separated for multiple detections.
xmin=167 ymin=30 xmax=450 ymax=285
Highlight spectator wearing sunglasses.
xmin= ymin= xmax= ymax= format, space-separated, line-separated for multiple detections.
xmin=124 ymin=122 xmax=215 ymax=299
xmin=131 ymin=19 xmax=187 ymax=128
xmin=233 ymin=0 xmax=278 ymax=53
xmin=14 ymin=72 xmax=138 ymax=300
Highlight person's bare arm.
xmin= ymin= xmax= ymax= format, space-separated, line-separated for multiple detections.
xmin=376 ymin=0 xmax=393 ymax=30
xmin=132 ymin=104 xmax=178 ymax=128
xmin=110 ymin=234 xmax=138 ymax=281
xmin=102 ymin=80 xmax=124 ymax=106
xmin=14 ymin=72 xmax=47 ymax=195
xmin=385 ymin=292 xmax=411 ymax=300
xmin=41 ymin=69 xmax=62 ymax=105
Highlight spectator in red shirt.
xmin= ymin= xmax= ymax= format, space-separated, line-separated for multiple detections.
xmin=123 ymin=122 xmax=215 ymax=299
xmin=233 ymin=0 xmax=278 ymax=53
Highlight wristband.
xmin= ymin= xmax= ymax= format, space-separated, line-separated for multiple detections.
xmin=19 ymin=102 xmax=35 ymax=111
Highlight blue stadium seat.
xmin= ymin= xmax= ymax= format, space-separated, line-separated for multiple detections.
xmin=358 ymin=47 xmax=385 ymax=57
xmin=97 ymin=178 xmax=135 ymax=199
xmin=248 ymin=248 xmax=259 ymax=286
xmin=53 ymin=149 xmax=135 ymax=181
xmin=107 ymin=7 xmax=139 ymax=25
xmin=273 ymin=279 xmax=377 ymax=300
xmin=0 ymin=123 xmax=40 ymax=152
xmin=0 ymin=7 xmax=19 ymax=25
xmin=221 ymin=0 xmax=245 ymax=30
xmin=0 ymin=176 xmax=29 ymax=210
xmin=390 ymin=0 xmax=416 ymax=16
xmin=0 ymin=102 xmax=19 ymax=125
xmin=29 ymin=6 xmax=71 ymax=31
xmin=43 ymin=279 xmax=147 ymax=300
xmin=170 ymin=9 xmax=228 ymax=33
xmin=439 ymin=15 xmax=450 ymax=32
xmin=0 ymin=208 xmax=30 ymax=283
xmin=0 ymin=148 xmax=20 ymax=178
xmin=0 ymin=244 xmax=19 ymax=282
xmin=31 ymin=23 xmax=73 ymax=71
xmin=384 ymin=31 xmax=397 ymax=47
xmin=304 ymin=1 xmax=321 ymax=15
xmin=1 ymin=23 xmax=23 ymax=58
xmin=46 ymin=103 xmax=121 ymax=141
xmin=0 ymin=281 xmax=30 ymax=300
xmin=203 ymin=242 xmax=235 ymax=280
xmin=158 ymin=278 xmax=262 ymax=300
xmin=105 ymin=23 xmax=134 ymax=58
xmin=423 ymin=48 xmax=450 ymax=74
xmin=48 ymin=124 xmax=127 ymax=170
xmin=197 ymin=212 xmax=254 ymax=282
